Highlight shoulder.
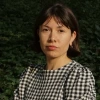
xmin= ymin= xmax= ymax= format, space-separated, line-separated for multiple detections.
xmin=67 ymin=61 xmax=95 ymax=83
xmin=67 ymin=60 xmax=95 ymax=83
xmin=64 ymin=61 xmax=96 ymax=99
xmin=72 ymin=60 xmax=94 ymax=76
xmin=20 ymin=64 xmax=44 ymax=80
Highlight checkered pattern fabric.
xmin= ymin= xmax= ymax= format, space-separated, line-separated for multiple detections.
xmin=14 ymin=60 xmax=96 ymax=100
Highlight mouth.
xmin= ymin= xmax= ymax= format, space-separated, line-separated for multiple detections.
xmin=46 ymin=45 xmax=57 ymax=51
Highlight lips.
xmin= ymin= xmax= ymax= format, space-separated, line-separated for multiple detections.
xmin=46 ymin=45 xmax=57 ymax=50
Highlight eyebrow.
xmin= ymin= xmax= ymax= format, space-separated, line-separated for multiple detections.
xmin=42 ymin=25 xmax=64 ymax=28
xmin=42 ymin=25 xmax=50 ymax=28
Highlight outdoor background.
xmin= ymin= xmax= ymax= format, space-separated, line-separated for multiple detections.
xmin=0 ymin=0 xmax=100 ymax=99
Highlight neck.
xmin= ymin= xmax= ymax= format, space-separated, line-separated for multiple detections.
xmin=46 ymin=55 xmax=72 ymax=70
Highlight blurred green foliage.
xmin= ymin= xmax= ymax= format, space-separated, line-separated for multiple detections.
xmin=0 ymin=0 xmax=100 ymax=99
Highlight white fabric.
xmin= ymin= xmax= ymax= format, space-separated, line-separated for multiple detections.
xmin=14 ymin=60 xmax=96 ymax=100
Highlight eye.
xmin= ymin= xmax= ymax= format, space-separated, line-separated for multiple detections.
xmin=58 ymin=30 xmax=65 ymax=33
xmin=42 ymin=28 xmax=49 ymax=32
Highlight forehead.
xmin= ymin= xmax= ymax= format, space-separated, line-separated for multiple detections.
xmin=42 ymin=16 xmax=63 ymax=26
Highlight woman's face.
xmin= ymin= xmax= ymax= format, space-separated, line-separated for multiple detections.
xmin=39 ymin=17 xmax=76 ymax=59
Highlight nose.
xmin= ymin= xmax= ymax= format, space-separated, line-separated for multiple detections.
xmin=48 ymin=30 xmax=56 ymax=42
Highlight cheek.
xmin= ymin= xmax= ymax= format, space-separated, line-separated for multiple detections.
xmin=39 ymin=36 xmax=47 ymax=45
xmin=39 ymin=35 xmax=47 ymax=49
xmin=39 ymin=33 xmax=48 ymax=40
xmin=39 ymin=34 xmax=44 ymax=43
xmin=60 ymin=35 xmax=71 ymax=45
xmin=39 ymin=40 xmax=45 ymax=52
xmin=39 ymin=34 xmax=49 ymax=46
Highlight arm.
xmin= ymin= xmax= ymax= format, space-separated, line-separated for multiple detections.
xmin=64 ymin=66 xmax=96 ymax=100
xmin=13 ymin=67 xmax=32 ymax=100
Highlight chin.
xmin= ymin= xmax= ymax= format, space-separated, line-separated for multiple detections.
xmin=45 ymin=53 xmax=58 ymax=59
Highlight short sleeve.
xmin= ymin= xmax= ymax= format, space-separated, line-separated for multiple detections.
xmin=63 ymin=66 xmax=96 ymax=100
xmin=13 ymin=67 xmax=34 ymax=100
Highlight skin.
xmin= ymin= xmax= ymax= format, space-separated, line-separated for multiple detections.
xmin=39 ymin=17 xmax=76 ymax=70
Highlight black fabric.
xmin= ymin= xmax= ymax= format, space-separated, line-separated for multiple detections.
xmin=14 ymin=60 xmax=96 ymax=100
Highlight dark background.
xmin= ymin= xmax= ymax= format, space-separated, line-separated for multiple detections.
xmin=0 ymin=0 xmax=100 ymax=99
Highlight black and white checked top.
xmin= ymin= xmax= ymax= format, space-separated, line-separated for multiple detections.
xmin=14 ymin=60 xmax=96 ymax=100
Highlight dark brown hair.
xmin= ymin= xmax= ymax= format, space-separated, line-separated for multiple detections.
xmin=33 ymin=3 xmax=80 ymax=57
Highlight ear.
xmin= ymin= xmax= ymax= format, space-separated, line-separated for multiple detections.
xmin=70 ymin=31 xmax=76 ymax=46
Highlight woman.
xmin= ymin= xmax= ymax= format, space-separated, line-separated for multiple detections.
xmin=14 ymin=3 xmax=96 ymax=100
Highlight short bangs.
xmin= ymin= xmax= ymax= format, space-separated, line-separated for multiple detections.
xmin=33 ymin=3 xmax=80 ymax=57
